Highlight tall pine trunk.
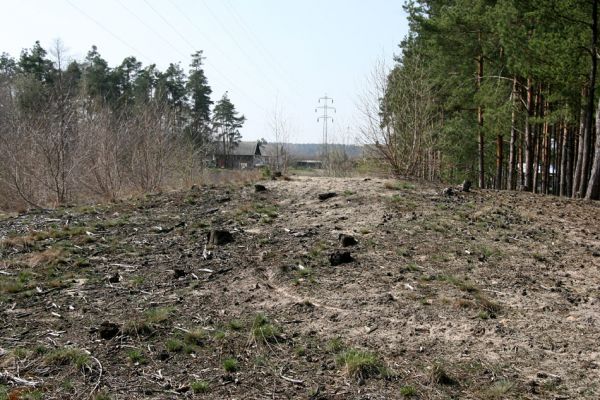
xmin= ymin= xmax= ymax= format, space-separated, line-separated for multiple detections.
xmin=508 ymin=76 xmax=518 ymax=190
xmin=496 ymin=135 xmax=503 ymax=190
xmin=585 ymin=0 xmax=600 ymax=200
xmin=477 ymin=49 xmax=485 ymax=188
xmin=585 ymin=97 xmax=600 ymax=199
xmin=524 ymin=78 xmax=534 ymax=191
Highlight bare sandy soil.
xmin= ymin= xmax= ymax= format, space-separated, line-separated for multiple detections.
xmin=1 ymin=176 xmax=599 ymax=399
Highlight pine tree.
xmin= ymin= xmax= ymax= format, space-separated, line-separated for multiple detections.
xmin=213 ymin=92 xmax=245 ymax=168
xmin=186 ymin=51 xmax=213 ymax=148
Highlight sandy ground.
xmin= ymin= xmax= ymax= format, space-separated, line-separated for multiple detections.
xmin=1 ymin=175 xmax=599 ymax=399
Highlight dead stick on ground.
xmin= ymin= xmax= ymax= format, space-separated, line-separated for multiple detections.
xmin=0 ymin=371 xmax=41 ymax=387
xmin=88 ymin=356 xmax=103 ymax=399
xmin=279 ymin=367 xmax=304 ymax=385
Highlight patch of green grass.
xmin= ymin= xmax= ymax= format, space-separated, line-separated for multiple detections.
xmin=0 ymin=385 xmax=8 ymax=400
xmin=254 ymin=203 xmax=279 ymax=219
xmin=227 ymin=319 xmax=243 ymax=331
xmin=384 ymin=181 xmax=415 ymax=190
xmin=190 ymin=380 xmax=209 ymax=393
xmin=254 ymin=355 xmax=268 ymax=366
xmin=252 ymin=313 xmax=281 ymax=344
xmin=405 ymin=262 xmax=420 ymax=272
xmin=0 ymin=279 xmax=25 ymax=294
xmin=20 ymin=390 xmax=44 ymax=400
xmin=343 ymin=190 xmax=355 ymax=196
xmin=308 ymin=241 xmax=327 ymax=259
xmin=44 ymin=347 xmax=91 ymax=369
xmin=223 ymin=357 xmax=239 ymax=372
xmin=335 ymin=349 xmax=389 ymax=379
xmin=126 ymin=348 xmax=146 ymax=364
xmin=166 ymin=338 xmax=184 ymax=352
xmin=144 ymin=306 xmax=174 ymax=324
xmin=184 ymin=329 xmax=207 ymax=346
xmin=93 ymin=391 xmax=113 ymax=400
xmin=438 ymin=275 xmax=478 ymax=293
xmin=478 ymin=310 xmax=490 ymax=320
xmin=326 ymin=337 xmax=345 ymax=353
xmin=213 ymin=330 xmax=226 ymax=341
xmin=123 ymin=320 xmax=153 ymax=336
xmin=474 ymin=293 xmax=502 ymax=316
xmin=294 ymin=346 xmax=306 ymax=356
xmin=400 ymin=385 xmax=417 ymax=397
xmin=129 ymin=276 xmax=145 ymax=287
xmin=396 ymin=247 xmax=412 ymax=257
xmin=484 ymin=379 xmax=514 ymax=398
xmin=430 ymin=362 xmax=458 ymax=385
xmin=12 ymin=347 xmax=31 ymax=359
xmin=61 ymin=379 xmax=74 ymax=391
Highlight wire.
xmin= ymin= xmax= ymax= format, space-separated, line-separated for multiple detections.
xmin=114 ymin=0 xmax=190 ymax=61
xmin=65 ymin=0 xmax=152 ymax=63
xmin=222 ymin=0 xmax=304 ymax=94
xmin=198 ymin=0 xmax=282 ymax=95
xmin=142 ymin=0 xmax=268 ymax=113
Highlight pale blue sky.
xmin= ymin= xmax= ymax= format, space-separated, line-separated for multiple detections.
xmin=1 ymin=0 xmax=408 ymax=143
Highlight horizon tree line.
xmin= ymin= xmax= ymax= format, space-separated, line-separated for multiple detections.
xmin=0 ymin=40 xmax=245 ymax=208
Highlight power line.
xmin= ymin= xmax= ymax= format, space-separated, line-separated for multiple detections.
xmin=141 ymin=0 xmax=267 ymax=113
xmin=114 ymin=0 xmax=190 ymax=61
xmin=198 ymin=0 xmax=282 ymax=95
xmin=65 ymin=0 xmax=152 ymax=63
xmin=222 ymin=0 xmax=304 ymax=95
xmin=315 ymin=94 xmax=335 ymax=166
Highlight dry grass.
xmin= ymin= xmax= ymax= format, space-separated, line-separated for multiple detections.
xmin=26 ymin=248 xmax=67 ymax=267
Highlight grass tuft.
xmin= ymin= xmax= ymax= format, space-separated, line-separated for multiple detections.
xmin=400 ymin=385 xmax=417 ymax=397
xmin=190 ymin=380 xmax=209 ymax=393
xmin=44 ymin=347 xmax=91 ymax=369
xmin=335 ymin=349 xmax=389 ymax=379
xmin=223 ymin=357 xmax=239 ymax=372
xmin=184 ymin=329 xmax=207 ymax=346
xmin=126 ymin=348 xmax=146 ymax=364
xmin=252 ymin=313 xmax=281 ymax=344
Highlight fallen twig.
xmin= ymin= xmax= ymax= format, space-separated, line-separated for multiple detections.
xmin=0 ymin=371 xmax=42 ymax=387
xmin=279 ymin=367 xmax=304 ymax=385
xmin=88 ymin=356 xmax=103 ymax=399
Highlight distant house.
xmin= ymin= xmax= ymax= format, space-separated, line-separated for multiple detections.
xmin=214 ymin=141 xmax=262 ymax=169
xmin=260 ymin=143 xmax=288 ymax=170
xmin=295 ymin=160 xmax=323 ymax=169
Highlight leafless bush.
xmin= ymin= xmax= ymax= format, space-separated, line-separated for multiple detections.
xmin=357 ymin=57 xmax=440 ymax=179
xmin=77 ymin=104 xmax=125 ymax=201
xmin=0 ymin=93 xmax=211 ymax=211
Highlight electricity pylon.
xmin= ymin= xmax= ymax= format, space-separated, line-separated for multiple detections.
xmin=315 ymin=95 xmax=335 ymax=167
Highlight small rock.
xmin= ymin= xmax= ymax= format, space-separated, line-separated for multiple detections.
xmin=592 ymin=250 xmax=600 ymax=257
xmin=216 ymin=195 xmax=231 ymax=203
xmin=208 ymin=229 xmax=233 ymax=246
xmin=254 ymin=184 xmax=267 ymax=192
xmin=329 ymin=250 xmax=353 ymax=266
xmin=318 ymin=192 xmax=337 ymax=201
xmin=339 ymin=234 xmax=358 ymax=247
xmin=98 ymin=321 xmax=120 ymax=340
xmin=461 ymin=180 xmax=472 ymax=192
